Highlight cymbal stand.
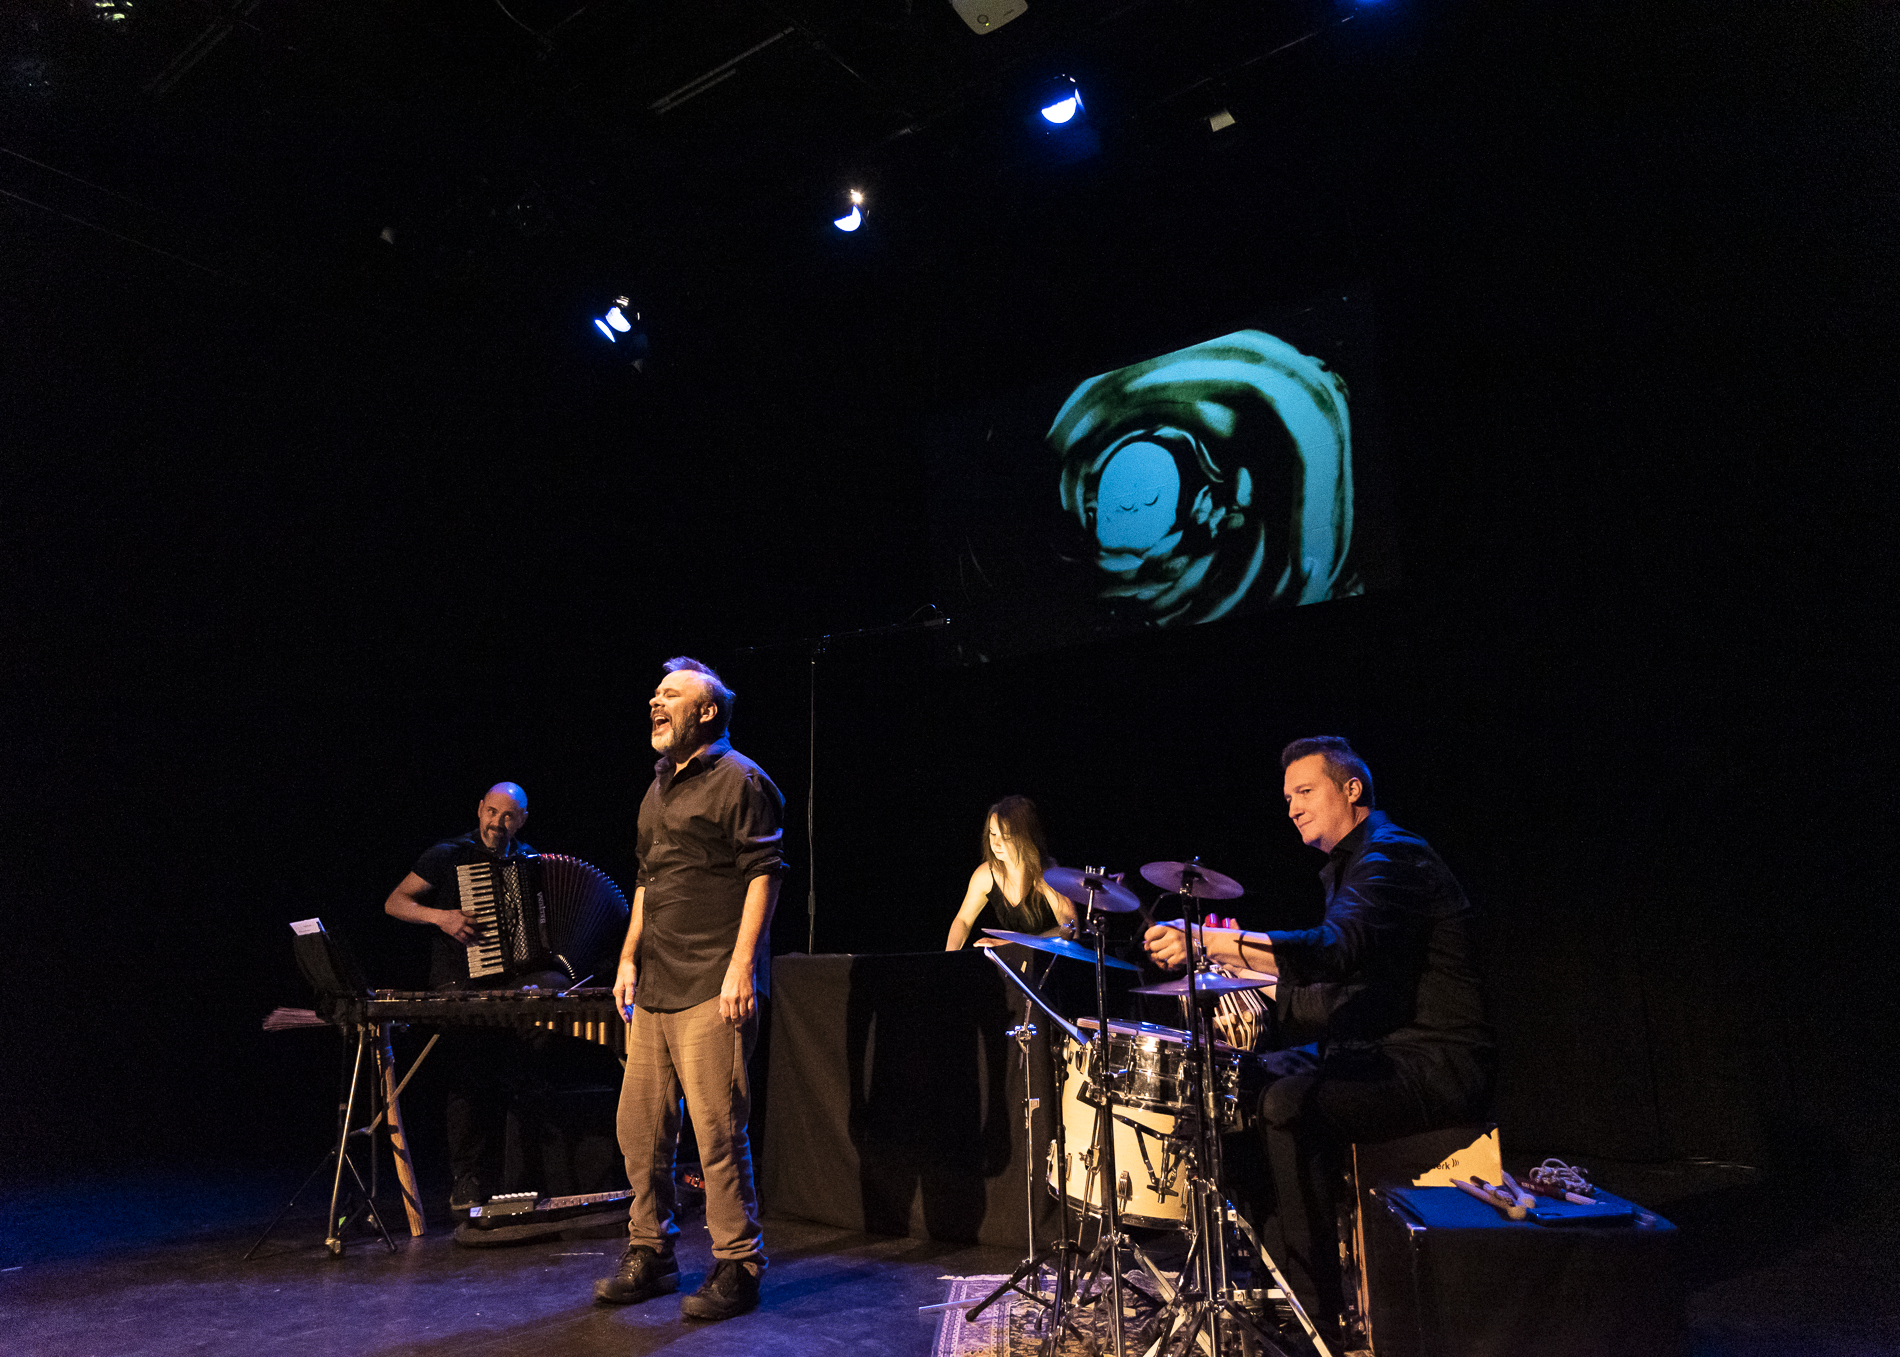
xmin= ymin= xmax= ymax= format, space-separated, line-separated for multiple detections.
xmin=956 ymin=1009 xmax=1074 ymax=1337
xmin=1050 ymin=868 xmax=1134 ymax=1357
xmin=1144 ymin=883 xmax=1332 ymax=1357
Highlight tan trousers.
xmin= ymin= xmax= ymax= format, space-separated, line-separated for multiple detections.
xmin=618 ymin=996 xmax=764 ymax=1264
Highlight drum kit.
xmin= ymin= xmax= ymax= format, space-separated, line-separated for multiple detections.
xmin=961 ymin=859 xmax=1334 ymax=1357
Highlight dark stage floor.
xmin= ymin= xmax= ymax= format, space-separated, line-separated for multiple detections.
xmin=1 ymin=1161 xmax=1895 ymax=1356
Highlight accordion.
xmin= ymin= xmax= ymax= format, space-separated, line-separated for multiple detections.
xmin=453 ymin=849 xmax=553 ymax=982
xmin=449 ymin=846 xmax=632 ymax=985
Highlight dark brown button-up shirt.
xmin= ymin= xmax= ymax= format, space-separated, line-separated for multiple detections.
xmin=634 ymin=736 xmax=786 ymax=1011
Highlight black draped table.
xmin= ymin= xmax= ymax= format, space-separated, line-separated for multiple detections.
xmin=762 ymin=949 xmax=1105 ymax=1247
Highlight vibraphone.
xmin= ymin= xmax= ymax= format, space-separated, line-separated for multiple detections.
xmin=330 ymin=987 xmax=628 ymax=1051
xmin=263 ymin=987 xmax=629 ymax=1247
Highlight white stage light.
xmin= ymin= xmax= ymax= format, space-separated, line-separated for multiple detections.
xmin=833 ymin=189 xmax=866 ymax=232
xmin=1041 ymin=92 xmax=1082 ymax=124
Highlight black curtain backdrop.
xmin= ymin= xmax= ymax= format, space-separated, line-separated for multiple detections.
xmin=2 ymin=2 xmax=1891 ymax=1192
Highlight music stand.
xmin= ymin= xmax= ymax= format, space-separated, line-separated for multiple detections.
xmin=938 ymin=948 xmax=1082 ymax=1339
xmin=246 ymin=919 xmax=402 ymax=1259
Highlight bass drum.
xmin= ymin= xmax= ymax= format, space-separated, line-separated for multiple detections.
xmin=1046 ymin=1029 xmax=1192 ymax=1229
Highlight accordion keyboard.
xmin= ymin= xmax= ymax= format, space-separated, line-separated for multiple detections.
xmin=456 ymin=862 xmax=507 ymax=977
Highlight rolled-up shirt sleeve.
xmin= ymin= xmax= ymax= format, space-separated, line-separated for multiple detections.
xmin=732 ymin=771 xmax=787 ymax=881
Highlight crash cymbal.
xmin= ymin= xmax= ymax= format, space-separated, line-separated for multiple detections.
xmin=981 ymin=929 xmax=1141 ymax=971
xmin=1042 ymin=866 xmax=1142 ymax=913
xmin=1130 ymin=972 xmax=1276 ymax=997
xmin=1139 ymin=859 xmax=1243 ymax=900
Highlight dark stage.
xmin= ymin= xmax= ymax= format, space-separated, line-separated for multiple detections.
xmin=0 ymin=1156 xmax=1892 ymax=1356
xmin=3 ymin=0 xmax=1895 ymax=1353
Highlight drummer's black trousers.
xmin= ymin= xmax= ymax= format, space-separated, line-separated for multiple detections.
xmin=1245 ymin=1043 xmax=1491 ymax=1333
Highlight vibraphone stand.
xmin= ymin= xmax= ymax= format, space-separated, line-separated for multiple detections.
xmin=245 ymin=1022 xmax=405 ymax=1259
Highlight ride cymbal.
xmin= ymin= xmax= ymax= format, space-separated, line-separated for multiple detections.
xmin=1139 ymin=859 xmax=1243 ymax=900
xmin=1043 ymin=866 xmax=1142 ymax=913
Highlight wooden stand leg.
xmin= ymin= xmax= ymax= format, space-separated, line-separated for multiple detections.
xmin=376 ymin=1026 xmax=426 ymax=1237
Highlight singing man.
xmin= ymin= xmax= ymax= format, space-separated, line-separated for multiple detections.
xmin=594 ymin=658 xmax=785 ymax=1322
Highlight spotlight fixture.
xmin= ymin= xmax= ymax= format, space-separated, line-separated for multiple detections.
xmin=833 ymin=188 xmax=865 ymax=233
xmin=948 ymin=0 xmax=1027 ymax=35
xmin=1040 ymin=80 xmax=1084 ymax=126
xmin=593 ymin=295 xmax=637 ymax=341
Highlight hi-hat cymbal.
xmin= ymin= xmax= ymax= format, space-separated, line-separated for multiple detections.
xmin=1131 ymin=972 xmax=1276 ymax=997
xmin=981 ymin=929 xmax=1140 ymax=971
xmin=1139 ymin=859 xmax=1243 ymax=900
xmin=1043 ymin=866 xmax=1142 ymax=913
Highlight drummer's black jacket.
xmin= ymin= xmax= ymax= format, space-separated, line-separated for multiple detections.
xmin=1267 ymin=811 xmax=1494 ymax=1101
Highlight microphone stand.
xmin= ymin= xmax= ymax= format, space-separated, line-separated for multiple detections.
xmin=734 ymin=605 xmax=950 ymax=954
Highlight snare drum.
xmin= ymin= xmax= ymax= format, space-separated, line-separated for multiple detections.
xmin=1075 ymin=1017 xmax=1247 ymax=1131
xmin=1048 ymin=1030 xmax=1193 ymax=1227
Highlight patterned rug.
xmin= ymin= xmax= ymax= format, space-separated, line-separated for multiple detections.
xmin=929 ymin=1272 xmax=1167 ymax=1357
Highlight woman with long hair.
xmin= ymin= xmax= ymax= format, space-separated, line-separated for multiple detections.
xmin=944 ymin=795 xmax=1078 ymax=949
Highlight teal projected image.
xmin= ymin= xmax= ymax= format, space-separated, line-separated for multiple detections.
xmin=926 ymin=294 xmax=1390 ymax=662
xmin=1050 ymin=329 xmax=1353 ymax=627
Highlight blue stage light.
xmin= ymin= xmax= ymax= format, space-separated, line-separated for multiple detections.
xmin=594 ymin=318 xmax=616 ymax=341
xmin=833 ymin=189 xmax=865 ymax=233
xmin=1041 ymin=92 xmax=1082 ymax=125
xmin=605 ymin=306 xmax=631 ymax=333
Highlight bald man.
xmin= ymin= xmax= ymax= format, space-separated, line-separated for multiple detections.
xmin=385 ymin=783 xmax=531 ymax=961
xmin=385 ymin=781 xmax=544 ymax=1213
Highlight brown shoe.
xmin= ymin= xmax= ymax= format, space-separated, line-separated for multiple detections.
xmin=679 ymin=1258 xmax=761 ymax=1320
xmin=593 ymin=1243 xmax=679 ymax=1304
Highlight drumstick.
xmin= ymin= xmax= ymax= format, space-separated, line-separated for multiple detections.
xmin=1461 ymin=1178 xmax=1527 ymax=1220
xmin=1500 ymin=1170 xmax=1536 ymax=1209
xmin=1452 ymin=1179 xmax=1506 ymax=1212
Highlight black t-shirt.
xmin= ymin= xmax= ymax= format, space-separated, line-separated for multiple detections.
xmin=412 ymin=831 xmax=536 ymax=990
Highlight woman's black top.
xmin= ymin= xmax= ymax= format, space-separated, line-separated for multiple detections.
xmin=981 ymin=868 xmax=1059 ymax=937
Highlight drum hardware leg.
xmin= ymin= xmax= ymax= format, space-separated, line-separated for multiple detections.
xmin=1138 ymin=910 xmax=1329 ymax=1357
xmin=1083 ymin=881 xmax=1130 ymax=1357
xmin=1040 ymin=887 xmax=1141 ymax=1357
xmin=962 ymin=1018 xmax=1080 ymax=1333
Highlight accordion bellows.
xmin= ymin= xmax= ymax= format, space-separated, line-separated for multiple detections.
xmin=454 ymin=849 xmax=630 ymax=984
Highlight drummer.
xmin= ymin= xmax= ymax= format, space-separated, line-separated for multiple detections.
xmin=944 ymin=796 xmax=1079 ymax=949
xmin=1141 ymin=737 xmax=1493 ymax=1341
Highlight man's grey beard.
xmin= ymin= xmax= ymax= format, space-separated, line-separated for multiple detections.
xmin=652 ymin=709 xmax=705 ymax=758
